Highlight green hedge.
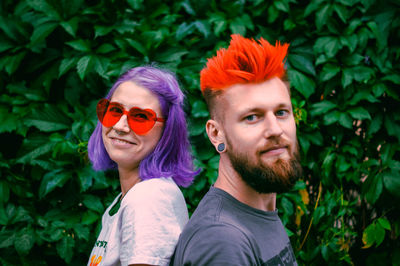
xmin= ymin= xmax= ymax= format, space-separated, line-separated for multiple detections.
xmin=0 ymin=0 xmax=399 ymax=265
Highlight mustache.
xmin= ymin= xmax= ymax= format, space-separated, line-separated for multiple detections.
xmin=256 ymin=139 xmax=293 ymax=154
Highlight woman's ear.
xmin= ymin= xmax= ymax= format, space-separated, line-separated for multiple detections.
xmin=206 ymin=119 xmax=226 ymax=153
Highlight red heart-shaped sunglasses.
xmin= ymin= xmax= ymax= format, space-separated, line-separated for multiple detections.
xmin=96 ymin=99 xmax=165 ymax=135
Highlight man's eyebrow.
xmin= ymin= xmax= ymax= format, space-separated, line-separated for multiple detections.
xmin=239 ymin=103 xmax=292 ymax=114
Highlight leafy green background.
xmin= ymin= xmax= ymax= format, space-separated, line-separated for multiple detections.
xmin=0 ymin=0 xmax=399 ymax=265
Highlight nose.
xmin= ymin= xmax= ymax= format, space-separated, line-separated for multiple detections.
xmin=264 ymin=113 xmax=283 ymax=139
xmin=112 ymin=114 xmax=130 ymax=133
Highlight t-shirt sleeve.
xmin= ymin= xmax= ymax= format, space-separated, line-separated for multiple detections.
xmin=119 ymin=180 xmax=188 ymax=266
xmin=178 ymin=223 xmax=256 ymax=266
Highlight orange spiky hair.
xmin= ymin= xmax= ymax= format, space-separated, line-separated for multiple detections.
xmin=200 ymin=34 xmax=289 ymax=93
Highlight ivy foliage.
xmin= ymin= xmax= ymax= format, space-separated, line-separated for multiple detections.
xmin=0 ymin=0 xmax=399 ymax=265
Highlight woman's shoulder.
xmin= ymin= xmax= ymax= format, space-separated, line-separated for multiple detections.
xmin=123 ymin=177 xmax=184 ymax=206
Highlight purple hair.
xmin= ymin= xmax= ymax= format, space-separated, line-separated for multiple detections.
xmin=88 ymin=66 xmax=199 ymax=187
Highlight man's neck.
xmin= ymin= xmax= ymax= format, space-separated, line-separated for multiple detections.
xmin=214 ymin=156 xmax=276 ymax=211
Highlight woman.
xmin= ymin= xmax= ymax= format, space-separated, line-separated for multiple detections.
xmin=87 ymin=66 xmax=198 ymax=266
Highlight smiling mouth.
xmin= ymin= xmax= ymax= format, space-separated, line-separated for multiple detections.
xmin=111 ymin=137 xmax=135 ymax=145
xmin=262 ymin=145 xmax=287 ymax=153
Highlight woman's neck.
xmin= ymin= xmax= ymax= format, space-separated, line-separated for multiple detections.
xmin=118 ymin=167 xmax=141 ymax=197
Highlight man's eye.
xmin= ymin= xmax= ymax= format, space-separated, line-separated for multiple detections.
xmin=276 ymin=110 xmax=288 ymax=117
xmin=245 ymin=114 xmax=257 ymax=122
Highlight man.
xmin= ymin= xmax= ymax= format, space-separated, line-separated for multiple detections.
xmin=171 ymin=34 xmax=303 ymax=265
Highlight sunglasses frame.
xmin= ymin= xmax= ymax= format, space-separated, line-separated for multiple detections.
xmin=96 ymin=98 xmax=165 ymax=135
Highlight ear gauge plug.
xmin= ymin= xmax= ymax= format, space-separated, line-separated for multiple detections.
xmin=217 ymin=143 xmax=225 ymax=153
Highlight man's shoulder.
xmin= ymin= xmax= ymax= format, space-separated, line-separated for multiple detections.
xmin=172 ymin=221 xmax=256 ymax=266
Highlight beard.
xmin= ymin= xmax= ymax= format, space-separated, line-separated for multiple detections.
xmin=226 ymin=138 xmax=303 ymax=194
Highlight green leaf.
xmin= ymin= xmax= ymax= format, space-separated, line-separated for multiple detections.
xmin=287 ymin=69 xmax=315 ymax=99
xmin=81 ymin=210 xmax=99 ymax=225
xmin=364 ymin=173 xmax=383 ymax=204
xmin=348 ymin=90 xmax=379 ymax=105
xmin=83 ymin=195 xmax=104 ymax=213
xmin=191 ymin=100 xmax=209 ymax=118
xmin=362 ymin=223 xmax=376 ymax=248
xmin=93 ymin=56 xmax=110 ymax=78
xmin=304 ymin=0 xmax=321 ymax=17
xmin=280 ymin=197 xmax=294 ymax=216
xmin=77 ymin=166 xmax=94 ymax=192
xmin=230 ymin=17 xmax=247 ymax=36
xmin=383 ymin=74 xmax=400 ymax=85
xmin=125 ymin=39 xmax=147 ymax=55
xmin=321 ymin=245 xmax=329 ymax=261
xmin=383 ymin=170 xmax=400 ymax=197
xmin=0 ymin=107 xmax=19 ymax=133
xmin=73 ymin=224 xmax=90 ymax=241
xmin=342 ymin=53 xmax=364 ymax=66
xmin=313 ymin=206 xmax=326 ymax=225
xmin=176 ymin=22 xmax=195 ymax=41
xmin=384 ymin=116 xmax=400 ymax=141
xmin=333 ymin=4 xmax=349 ymax=23
xmin=39 ymin=169 xmax=72 ymax=198
xmin=341 ymin=68 xmax=353 ymax=88
xmin=377 ymin=217 xmax=391 ymax=231
xmin=66 ymin=39 xmax=91 ymax=52
xmin=288 ymin=54 xmax=316 ymax=76
xmin=60 ymin=17 xmax=79 ymax=37
xmin=16 ymin=135 xmax=56 ymax=164
xmin=0 ymin=231 xmax=15 ymax=248
xmin=94 ymin=25 xmax=113 ymax=38
xmin=14 ymin=227 xmax=35 ymax=255
xmin=24 ymin=104 xmax=70 ymax=132
xmin=26 ymin=0 xmax=60 ymax=19
xmin=59 ymin=57 xmax=78 ymax=77
xmin=30 ymin=21 xmax=58 ymax=45
xmin=181 ymin=1 xmax=196 ymax=15
xmin=0 ymin=181 xmax=10 ymax=203
xmin=348 ymin=107 xmax=371 ymax=120
xmin=56 ymin=235 xmax=74 ymax=263
xmin=5 ymin=52 xmax=27 ymax=75
xmin=194 ymin=21 xmax=210 ymax=38
xmin=311 ymin=101 xmax=337 ymax=114
xmin=77 ymin=55 xmax=93 ymax=80
xmin=127 ymin=0 xmax=143 ymax=10
xmin=352 ymin=66 xmax=374 ymax=83
xmin=323 ymin=110 xmax=340 ymax=125
xmin=322 ymin=152 xmax=335 ymax=177
xmin=372 ymin=83 xmax=386 ymax=97
xmin=314 ymin=36 xmax=341 ymax=58
xmin=268 ymin=5 xmax=279 ymax=23
xmin=96 ymin=44 xmax=116 ymax=54
xmin=339 ymin=112 xmax=353 ymax=129
xmin=367 ymin=113 xmax=382 ymax=136
xmin=274 ymin=0 xmax=289 ymax=12
xmin=374 ymin=223 xmax=386 ymax=246
xmin=156 ymin=50 xmax=188 ymax=63
xmin=0 ymin=38 xmax=14 ymax=53
xmin=320 ymin=63 xmax=340 ymax=81
xmin=188 ymin=118 xmax=206 ymax=136
xmin=316 ymin=5 xmax=331 ymax=30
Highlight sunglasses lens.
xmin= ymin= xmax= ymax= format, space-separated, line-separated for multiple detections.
xmin=103 ymin=103 xmax=124 ymax=127
xmin=128 ymin=108 xmax=156 ymax=135
xmin=96 ymin=99 xmax=109 ymax=122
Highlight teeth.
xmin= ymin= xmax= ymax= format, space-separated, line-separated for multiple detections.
xmin=115 ymin=139 xmax=131 ymax=144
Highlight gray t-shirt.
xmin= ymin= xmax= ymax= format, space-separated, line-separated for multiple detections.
xmin=170 ymin=186 xmax=297 ymax=266
xmin=88 ymin=177 xmax=188 ymax=266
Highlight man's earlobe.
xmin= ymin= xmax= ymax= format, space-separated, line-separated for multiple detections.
xmin=217 ymin=143 xmax=226 ymax=153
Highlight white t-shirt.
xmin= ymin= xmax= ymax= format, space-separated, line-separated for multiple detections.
xmin=88 ymin=177 xmax=189 ymax=266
